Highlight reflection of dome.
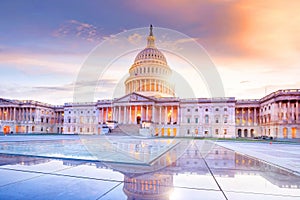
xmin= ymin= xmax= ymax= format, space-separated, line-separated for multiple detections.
xmin=125 ymin=25 xmax=174 ymax=97
xmin=123 ymin=173 xmax=173 ymax=200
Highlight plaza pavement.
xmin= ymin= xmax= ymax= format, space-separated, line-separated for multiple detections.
xmin=216 ymin=140 xmax=300 ymax=176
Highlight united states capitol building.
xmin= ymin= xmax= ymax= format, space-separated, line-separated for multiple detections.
xmin=0 ymin=26 xmax=299 ymax=139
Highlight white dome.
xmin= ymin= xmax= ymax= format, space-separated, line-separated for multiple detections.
xmin=125 ymin=25 xmax=174 ymax=97
xmin=134 ymin=47 xmax=167 ymax=64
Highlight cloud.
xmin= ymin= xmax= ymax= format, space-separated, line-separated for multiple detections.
xmin=53 ymin=20 xmax=102 ymax=42
xmin=128 ymin=33 xmax=143 ymax=45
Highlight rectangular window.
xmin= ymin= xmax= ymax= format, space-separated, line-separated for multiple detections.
xmin=215 ymin=118 xmax=219 ymax=123
xmin=187 ymin=108 xmax=190 ymax=112
xmin=195 ymin=108 xmax=198 ymax=112
xmin=224 ymin=117 xmax=228 ymax=123
xmin=224 ymin=129 xmax=227 ymax=135
xmin=187 ymin=118 xmax=190 ymax=123
xmin=195 ymin=118 xmax=198 ymax=123
xmin=215 ymin=129 xmax=219 ymax=134
xmin=204 ymin=131 xmax=208 ymax=135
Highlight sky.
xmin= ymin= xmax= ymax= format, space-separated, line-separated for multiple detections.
xmin=0 ymin=0 xmax=299 ymax=104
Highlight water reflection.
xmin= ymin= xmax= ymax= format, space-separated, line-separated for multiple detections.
xmin=0 ymin=141 xmax=299 ymax=199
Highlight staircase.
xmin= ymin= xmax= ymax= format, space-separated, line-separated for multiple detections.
xmin=110 ymin=124 xmax=141 ymax=136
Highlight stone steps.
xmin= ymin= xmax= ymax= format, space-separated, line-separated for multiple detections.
xmin=110 ymin=124 xmax=141 ymax=136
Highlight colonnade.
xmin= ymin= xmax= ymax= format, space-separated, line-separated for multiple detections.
xmin=99 ymin=105 xmax=179 ymax=125
xmin=125 ymin=79 xmax=174 ymax=96
xmin=0 ymin=107 xmax=35 ymax=122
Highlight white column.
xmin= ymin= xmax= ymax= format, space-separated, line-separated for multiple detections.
xmin=177 ymin=106 xmax=180 ymax=124
xmin=171 ymin=106 xmax=174 ymax=124
xmin=135 ymin=106 xmax=137 ymax=124
xmin=141 ymin=106 xmax=144 ymax=121
xmin=101 ymin=108 xmax=104 ymax=123
xmin=105 ymin=108 xmax=108 ymax=122
xmin=30 ymin=108 xmax=33 ymax=122
xmin=279 ymin=102 xmax=282 ymax=120
xmin=152 ymin=105 xmax=155 ymax=123
xmin=146 ymin=105 xmax=149 ymax=121
xmin=296 ymin=101 xmax=299 ymax=121
xmin=124 ymin=106 xmax=127 ymax=124
xmin=129 ymin=106 xmax=132 ymax=124
xmin=287 ymin=101 xmax=290 ymax=121
xmin=12 ymin=108 xmax=15 ymax=121
xmin=118 ymin=106 xmax=121 ymax=123
xmin=254 ymin=108 xmax=257 ymax=124
xmin=154 ymin=80 xmax=157 ymax=92
xmin=241 ymin=108 xmax=244 ymax=125
xmin=159 ymin=106 xmax=162 ymax=124
xmin=165 ymin=106 xmax=168 ymax=124
xmin=247 ymin=108 xmax=250 ymax=125
xmin=112 ymin=107 xmax=115 ymax=121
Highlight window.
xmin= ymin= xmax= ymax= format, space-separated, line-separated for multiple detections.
xmin=46 ymin=118 xmax=49 ymax=123
xmin=215 ymin=129 xmax=219 ymax=134
xmin=204 ymin=131 xmax=208 ymax=135
xmin=187 ymin=118 xmax=190 ymax=123
xmin=195 ymin=118 xmax=198 ymax=123
xmin=187 ymin=108 xmax=190 ymax=112
xmin=41 ymin=118 xmax=44 ymax=123
xmin=195 ymin=108 xmax=198 ymax=112
xmin=224 ymin=108 xmax=227 ymax=111
xmin=205 ymin=115 xmax=209 ymax=123
xmin=187 ymin=129 xmax=190 ymax=134
xmin=215 ymin=108 xmax=219 ymax=111
xmin=41 ymin=127 xmax=43 ymax=132
xmin=224 ymin=117 xmax=228 ymax=123
xmin=68 ymin=118 xmax=71 ymax=123
xmin=205 ymin=108 xmax=208 ymax=112
xmin=224 ymin=129 xmax=227 ymax=135
xmin=69 ymin=111 xmax=71 ymax=114
xmin=215 ymin=118 xmax=219 ymax=123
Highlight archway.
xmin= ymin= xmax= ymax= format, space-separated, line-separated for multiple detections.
xmin=244 ymin=129 xmax=248 ymax=137
xmin=3 ymin=126 xmax=10 ymax=134
xmin=250 ymin=129 xmax=255 ymax=137
xmin=237 ymin=129 xmax=242 ymax=137
xmin=136 ymin=116 xmax=141 ymax=124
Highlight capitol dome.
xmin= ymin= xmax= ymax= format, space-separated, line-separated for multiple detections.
xmin=125 ymin=25 xmax=174 ymax=97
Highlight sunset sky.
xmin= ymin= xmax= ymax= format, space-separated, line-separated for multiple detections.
xmin=0 ymin=0 xmax=299 ymax=104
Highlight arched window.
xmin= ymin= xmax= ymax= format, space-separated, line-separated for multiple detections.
xmin=205 ymin=115 xmax=209 ymax=123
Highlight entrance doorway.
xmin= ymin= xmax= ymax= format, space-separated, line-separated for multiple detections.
xmin=292 ymin=127 xmax=297 ymax=139
xmin=136 ymin=116 xmax=141 ymax=124
xmin=250 ymin=129 xmax=255 ymax=137
xmin=237 ymin=129 xmax=242 ymax=137
xmin=244 ymin=129 xmax=248 ymax=137
xmin=3 ymin=126 xmax=10 ymax=134
xmin=283 ymin=127 xmax=288 ymax=138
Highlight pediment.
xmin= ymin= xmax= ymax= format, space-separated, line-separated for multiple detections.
xmin=114 ymin=93 xmax=155 ymax=103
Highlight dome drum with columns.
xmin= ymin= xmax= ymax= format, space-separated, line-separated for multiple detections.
xmin=125 ymin=25 xmax=175 ymax=97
